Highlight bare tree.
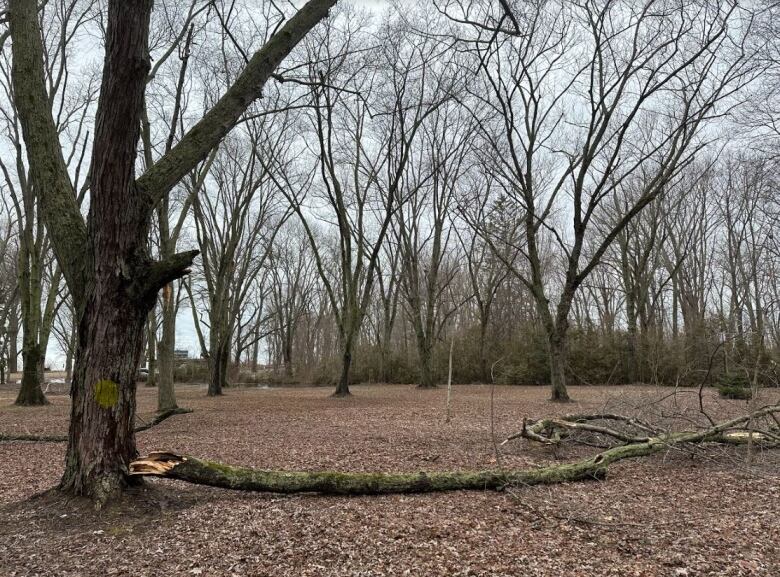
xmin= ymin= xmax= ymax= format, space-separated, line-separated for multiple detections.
xmin=0 ymin=0 xmax=97 ymax=405
xmin=140 ymin=0 xmax=210 ymax=411
xmin=7 ymin=0 xmax=336 ymax=503
xmin=192 ymin=122 xmax=285 ymax=396
xmin=395 ymin=100 xmax=471 ymax=388
xmin=272 ymin=8 xmax=448 ymax=396
xmin=0 ymin=198 xmax=18 ymax=386
xmin=443 ymin=0 xmax=754 ymax=400
xmin=268 ymin=221 xmax=319 ymax=378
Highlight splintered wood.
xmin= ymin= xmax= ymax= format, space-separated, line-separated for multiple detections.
xmin=129 ymin=452 xmax=186 ymax=476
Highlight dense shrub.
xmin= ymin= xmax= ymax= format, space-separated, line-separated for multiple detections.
xmin=717 ymin=373 xmax=753 ymax=400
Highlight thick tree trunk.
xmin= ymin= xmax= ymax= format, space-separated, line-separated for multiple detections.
xmin=15 ymin=342 xmax=47 ymax=406
xmin=283 ymin=337 xmax=293 ymax=378
xmin=8 ymin=310 xmax=18 ymax=374
xmin=129 ymin=405 xmax=780 ymax=497
xmin=417 ymin=343 xmax=436 ymax=389
xmin=157 ymin=284 xmax=178 ymax=411
xmin=548 ymin=335 xmax=570 ymax=402
xmin=251 ymin=326 xmax=259 ymax=374
xmin=379 ymin=341 xmax=388 ymax=383
xmin=333 ymin=349 xmax=352 ymax=397
xmin=56 ymin=0 xmax=156 ymax=505
xmin=208 ymin=339 xmax=229 ymax=396
xmin=59 ymin=288 xmax=149 ymax=504
xmin=625 ymin=296 xmax=639 ymax=384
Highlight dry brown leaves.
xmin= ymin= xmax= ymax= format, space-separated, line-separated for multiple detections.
xmin=0 ymin=384 xmax=777 ymax=576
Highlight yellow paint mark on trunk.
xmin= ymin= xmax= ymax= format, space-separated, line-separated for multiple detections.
xmin=94 ymin=380 xmax=119 ymax=408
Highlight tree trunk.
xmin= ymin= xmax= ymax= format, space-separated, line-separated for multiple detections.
xmin=8 ymin=309 xmax=18 ymax=374
xmin=548 ymin=335 xmax=570 ymax=402
xmin=478 ymin=319 xmax=489 ymax=383
xmin=283 ymin=336 xmax=293 ymax=378
xmin=417 ymin=342 xmax=436 ymax=389
xmin=625 ymin=286 xmax=639 ymax=384
xmin=15 ymin=341 xmax=47 ymax=406
xmin=251 ymin=326 xmax=259 ymax=373
xmin=157 ymin=284 xmax=178 ymax=411
xmin=55 ymin=0 xmax=156 ymax=504
xmin=146 ymin=313 xmax=157 ymax=388
xmin=59 ymin=286 xmax=149 ymax=504
xmin=16 ymin=233 xmax=47 ymax=406
xmin=208 ymin=339 xmax=229 ymax=396
xmin=65 ymin=323 xmax=76 ymax=383
xmin=333 ymin=349 xmax=352 ymax=397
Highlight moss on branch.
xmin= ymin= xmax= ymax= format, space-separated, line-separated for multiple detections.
xmin=130 ymin=452 xmax=608 ymax=494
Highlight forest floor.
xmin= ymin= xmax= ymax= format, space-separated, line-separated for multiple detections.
xmin=0 ymin=383 xmax=778 ymax=577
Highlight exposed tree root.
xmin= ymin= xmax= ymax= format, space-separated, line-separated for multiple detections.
xmin=129 ymin=404 xmax=779 ymax=495
xmin=0 ymin=407 xmax=193 ymax=443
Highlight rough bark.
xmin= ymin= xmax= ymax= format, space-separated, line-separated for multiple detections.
xmin=130 ymin=451 xmax=607 ymax=494
xmin=208 ymin=339 xmax=229 ymax=397
xmin=15 ymin=342 xmax=47 ymax=405
xmin=8 ymin=308 xmax=18 ymax=374
xmin=333 ymin=350 xmax=352 ymax=397
xmin=417 ymin=342 xmax=436 ymax=389
xmin=548 ymin=335 xmax=570 ymax=402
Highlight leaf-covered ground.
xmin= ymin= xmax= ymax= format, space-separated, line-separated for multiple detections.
xmin=0 ymin=384 xmax=778 ymax=576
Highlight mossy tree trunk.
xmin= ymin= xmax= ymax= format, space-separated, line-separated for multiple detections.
xmin=131 ymin=451 xmax=608 ymax=494
xmin=9 ymin=0 xmax=336 ymax=505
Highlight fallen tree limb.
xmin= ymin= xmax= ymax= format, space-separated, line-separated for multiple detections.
xmin=0 ymin=407 xmax=193 ymax=442
xmin=130 ymin=405 xmax=780 ymax=495
xmin=133 ymin=407 xmax=193 ymax=433
xmin=501 ymin=412 xmax=663 ymax=446
xmin=0 ymin=432 xmax=69 ymax=442
xmin=130 ymin=451 xmax=608 ymax=493
xmin=502 ymin=405 xmax=780 ymax=449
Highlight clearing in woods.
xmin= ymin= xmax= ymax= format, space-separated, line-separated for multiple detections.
xmin=0 ymin=384 xmax=778 ymax=576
